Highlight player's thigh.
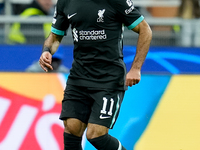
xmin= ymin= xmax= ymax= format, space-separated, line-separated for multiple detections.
xmin=88 ymin=89 xmax=125 ymax=129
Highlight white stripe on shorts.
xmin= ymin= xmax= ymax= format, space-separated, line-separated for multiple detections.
xmin=110 ymin=94 xmax=120 ymax=128
xmin=118 ymin=140 xmax=122 ymax=150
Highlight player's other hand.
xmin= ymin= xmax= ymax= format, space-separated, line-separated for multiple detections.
xmin=126 ymin=68 xmax=141 ymax=87
xmin=39 ymin=51 xmax=53 ymax=72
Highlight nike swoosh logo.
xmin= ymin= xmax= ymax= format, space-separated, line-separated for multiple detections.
xmin=100 ymin=114 xmax=111 ymax=119
xmin=67 ymin=13 xmax=77 ymax=19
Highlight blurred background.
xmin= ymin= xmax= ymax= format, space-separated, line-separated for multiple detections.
xmin=0 ymin=0 xmax=200 ymax=150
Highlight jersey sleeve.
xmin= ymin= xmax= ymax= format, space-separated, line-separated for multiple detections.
xmin=109 ymin=0 xmax=144 ymax=30
xmin=51 ymin=0 xmax=69 ymax=36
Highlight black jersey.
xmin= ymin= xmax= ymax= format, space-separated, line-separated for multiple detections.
xmin=51 ymin=0 xmax=144 ymax=90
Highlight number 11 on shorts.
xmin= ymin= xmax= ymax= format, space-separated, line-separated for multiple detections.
xmin=101 ymin=97 xmax=114 ymax=116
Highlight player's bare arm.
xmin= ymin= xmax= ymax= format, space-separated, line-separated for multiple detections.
xmin=39 ymin=32 xmax=63 ymax=72
xmin=126 ymin=20 xmax=152 ymax=87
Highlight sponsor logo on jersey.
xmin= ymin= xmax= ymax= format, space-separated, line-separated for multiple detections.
xmin=52 ymin=18 xmax=57 ymax=24
xmin=125 ymin=0 xmax=134 ymax=14
xmin=126 ymin=0 xmax=133 ymax=7
xmin=53 ymin=6 xmax=57 ymax=17
xmin=67 ymin=13 xmax=77 ymax=19
xmin=72 ymin=28 xmax=78 ymax=42
xmin=52 ymin=7 xmax=57 ymax=24
xmin=72 ymin=28 xmax=107 ymax=42
xmin=97 ymin=9 xmax=105 ymax=22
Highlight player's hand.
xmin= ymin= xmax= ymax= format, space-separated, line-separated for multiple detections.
xmin=126 ymin=68 xmax=141 ymax=87
xmin=39 ymin=51 xmax=53 ymax=72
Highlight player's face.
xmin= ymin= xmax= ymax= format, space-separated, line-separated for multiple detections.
xmin=37 ymin=0 xmax=53 ymax=12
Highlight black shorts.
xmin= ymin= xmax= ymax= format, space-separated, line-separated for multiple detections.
xmin=59 ymin=84 xmax=125 ymax=129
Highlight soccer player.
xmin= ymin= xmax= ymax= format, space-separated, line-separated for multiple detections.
xmin=39 ymin=0 xmax=152 ymax=149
